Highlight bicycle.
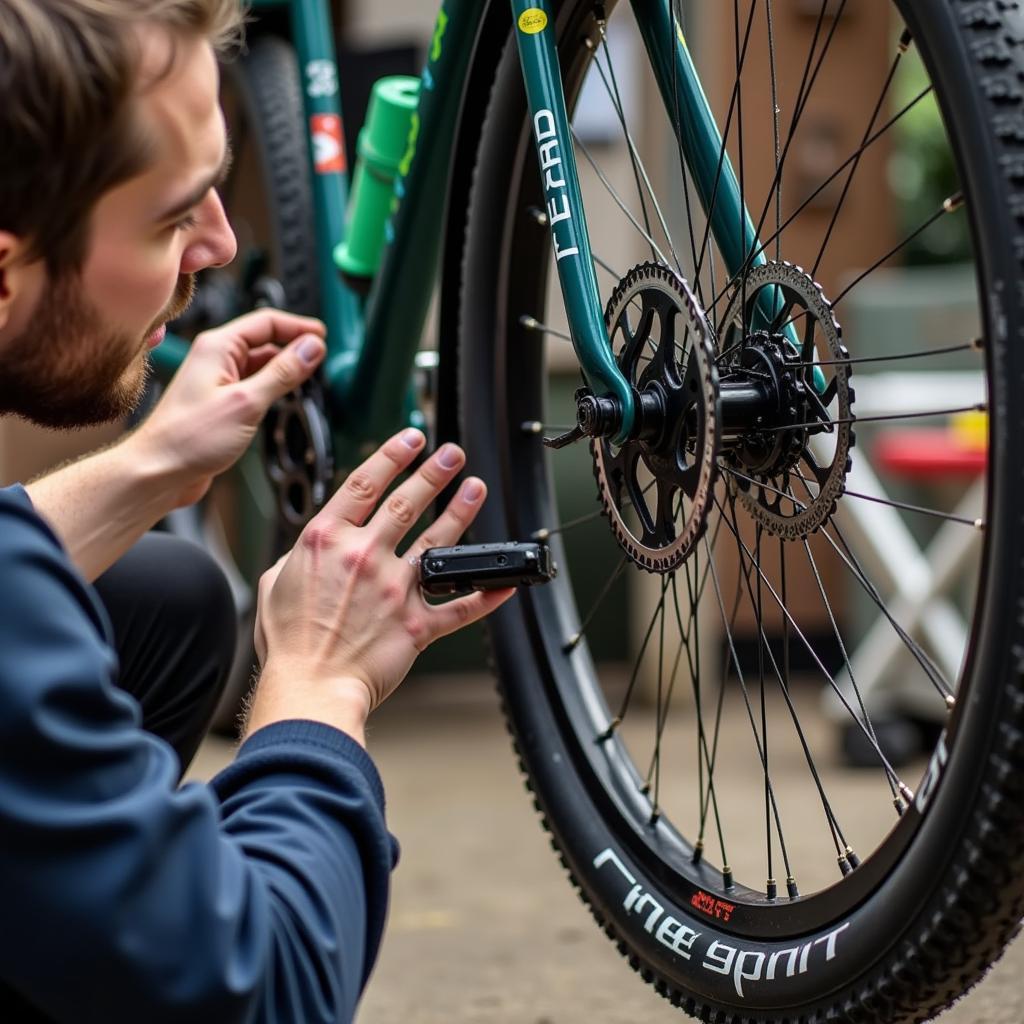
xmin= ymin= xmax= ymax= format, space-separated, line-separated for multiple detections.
xmin=151 ymin=1 xmax=1024 ymax=1020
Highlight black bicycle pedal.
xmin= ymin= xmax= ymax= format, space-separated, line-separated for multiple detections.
xmin=418 ymin=542 xmax=557 ymax=596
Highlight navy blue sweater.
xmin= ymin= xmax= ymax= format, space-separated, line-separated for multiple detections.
xmin=0 ymin=485 xmax=398 ymax=1022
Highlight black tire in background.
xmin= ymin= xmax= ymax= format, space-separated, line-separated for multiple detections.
xmin=222 ymin=35 xmax=321 ymax=318
xmin=458 ymin=1 xmax=1024 ymax=1020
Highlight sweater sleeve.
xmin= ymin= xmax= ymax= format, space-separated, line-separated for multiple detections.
xmin=0 ymin=486 xmax=398 ymax=1024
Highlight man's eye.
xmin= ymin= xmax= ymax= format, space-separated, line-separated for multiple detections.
xmin=174 ymin=212 xmax=199 ymax=231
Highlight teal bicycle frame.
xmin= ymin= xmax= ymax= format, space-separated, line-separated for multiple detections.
xmin=157 ymin=0 xmax=782 ymax=450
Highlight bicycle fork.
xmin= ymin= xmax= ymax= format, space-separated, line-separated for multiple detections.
xmin=511 ymin=0 xmax=814 ymax=448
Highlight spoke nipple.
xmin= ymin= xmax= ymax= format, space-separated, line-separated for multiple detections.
xmin=563 ymin=632 xmax=582 ymax=653
xmin=527 ymin=205 xmax=549 ymax=227
xmin=640 ymin=781 xmax=651 ymax=796
xmin=894 ymin=795 xmax=907 ymax=816
xmin=945 ymin=694 xmax=957 ymax=710
xmin=584 ymin=36 xmax=596 ymax=51
xmin=898 ymin=781 xmax=915 ymax=804
xmin=692 ymin=840 xmax=704 ymax=866
xmin=974 ymin=518 xmax=985 ymax=531
xmin=971 ymin=335 xmax=985 ymax=351
xmin=766 ymin=879 xmax=777 ymax=902
xmin=943 ymin=192 xmax=964 ymax=214
xmin=531 ymin=527 xmax=551 ymax=541
xmin=786 ymin=877 xmax=799 ymax=900
xmin=838 ymin=853 xmax=853 ymax=876
xmin=898 ymin=28 xmax=913 ymax=53
xmin=846 ymin=847 xmax=861 ymax=870
xmin=596 ymin=716 xmax=621 ymax=742
xmin=648 ymin=810 xmax=661 ymax=826
xmin=722 ymin=867 xmax=734 ymax=890
xmin=519 ymin=315 xmax=540 ymax=331
xmin=521 ymin=420 xmax=544 ymax=434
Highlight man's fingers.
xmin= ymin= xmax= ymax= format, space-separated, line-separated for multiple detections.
xmin=238 ymin=334 xmax=325 ymax=409
xmin=427 ymin=588 xmax=515 ymax=641
xmin=242 ymin=344 xmax=282 ymax=377
xmin=404 ymin=477 xmax=486 ymax=561
xmin=368 ymin=445 xmax=469 ymax=547
xmin=318 ymin=429 xmax=428 ymax=526
xmin=201 ymin=308 xmax=326 ymax=350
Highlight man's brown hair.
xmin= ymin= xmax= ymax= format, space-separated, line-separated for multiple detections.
xmin=0 ymin=0 xmax=244 ymax=276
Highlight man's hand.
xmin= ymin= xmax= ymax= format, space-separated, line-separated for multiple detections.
xmin=129 ymin=308 xmax=326 ymax=507
xmin=245 ymin=430 xmax=514 ymax=745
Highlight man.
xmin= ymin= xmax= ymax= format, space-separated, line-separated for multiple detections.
xmin=0 ymin=1 xmax=511 ymax=1020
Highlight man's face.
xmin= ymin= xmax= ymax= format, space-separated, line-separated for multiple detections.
xmin=0 ymin=27 xmax=236 ymax=428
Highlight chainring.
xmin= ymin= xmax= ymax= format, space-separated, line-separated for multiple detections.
xmin=593 ymin=263 xmax=720 ymax=573
xmin=718 ymin=261 xmax=853 ymax=539
xmin=262 ymin=378 xmax=335 ymax=534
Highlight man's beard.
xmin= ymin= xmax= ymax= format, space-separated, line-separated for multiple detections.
xmin=0 ymin=272 xmax=195 ymax=429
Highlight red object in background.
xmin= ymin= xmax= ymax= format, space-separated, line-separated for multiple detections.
xmin=874 ymin=429 xmax=986 ymax=479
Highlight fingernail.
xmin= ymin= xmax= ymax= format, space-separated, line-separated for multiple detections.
xmin=402 ymin=429 xmax=424 ymax=449
xmin=462 ymin=479 xmax=483 ymax=502
xmin=437 ymin=444 xmax=462 ymax=469
xmin=297 ymin=336 xmax=324 ymax=365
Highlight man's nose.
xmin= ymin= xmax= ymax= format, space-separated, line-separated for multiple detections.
xmin=180 ymin=192 xmax=238 ymax=274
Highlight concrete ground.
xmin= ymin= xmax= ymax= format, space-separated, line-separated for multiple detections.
xmin=190 ymin=672 xmax=1024 ymax=1024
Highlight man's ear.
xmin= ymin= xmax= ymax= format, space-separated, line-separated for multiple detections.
xmin=0 ymin=232 xmax=39 ymax=335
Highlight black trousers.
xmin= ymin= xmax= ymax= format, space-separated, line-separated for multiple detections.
xmin=92 ymin=532 xmax=238 ymax=774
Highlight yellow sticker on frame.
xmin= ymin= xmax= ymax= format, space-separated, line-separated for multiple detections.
xmin=518 ymin=8 xmax=548 ymax=34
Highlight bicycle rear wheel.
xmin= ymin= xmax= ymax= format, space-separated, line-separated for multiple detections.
xmin=459 ymin=1 xmax=1024 ymax=1019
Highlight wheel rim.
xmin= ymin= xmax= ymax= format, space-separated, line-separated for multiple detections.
xmin=488 ymin=0 xmax=990 ymax=939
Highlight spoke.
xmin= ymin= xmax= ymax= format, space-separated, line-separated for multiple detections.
xmin=718 ymin=463 xmax=807 ymax=509
xmin=593 ymin=251 xmax=624 ymax=280
xmin=739 ymin=0 xmax=850 ymax=277
xmin=519 ymin=315 xmax=572 ymax=342
xmin=542 ymin=475 xmax=660 ymax=547
xmin=759 ymin=402 xmax=986 ymax=434
xmin=707 ymin=85 xmax=934 ymax=319
xmin=789 ymin=342 xmax=976 ymax=368
xmin=835 ymin=487 xmax=983 ymax=529
xmin=789 ymin=469 xmax=955 ymax=702
xmin=670 ymin=0 xmax=714 ymax=310
xmin=530 ymin=505 xmax=607 ymax=539
xmin=702 ymin=0 xmax=850 ymax=325
xmin=722 ymin=495 xmax=846 ymax=860
xmin=702 ymin=520 xmax=790 ymax=889
xmin=787 ymin=470 xmax=956 ymax=701
xmin=766 ymin=0 xmax=782 ymax=265
xmin=572 ymin=130 xmax=673 ymax=269
xmin=818 ymin=520 xmax=955 ymax=707
xmin=756 ymin=526 xmax=774 ymax=891
xmin=697 ymin=532 xmax=738 ymax=870
xmin=679 ymin=558 xmax=730 ymax=873
xmin=645 ymin=572 xmax=691 ymax=792
xmin=564 ymin=554 xmax=630 ymax=652
xmin=801 ymin=534 xmax=899 ymax=810
xmin=689 ymin=1 xmax=758 ymax=292
xmin=733 ymin=0 xmax=750 ymax=355
xmin=646 ymin=566 xmax=670 ymax=819
xmin=600 ymin=574 xmax=672 ymax=735
xmin=810 ymin=39 xmax=906 ymax=278
xmin=714 ymin=493 xmax=909 ymax=796
xmin=590 ymin=31 xmax=682 ymax=275
xmin=830 ymin=197 xmax=962 ymax=308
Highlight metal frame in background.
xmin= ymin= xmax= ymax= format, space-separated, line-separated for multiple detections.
xmin=159 ymin=0 xmax=779 ymax=448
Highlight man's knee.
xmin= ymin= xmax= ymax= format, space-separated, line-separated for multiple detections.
xmin=95 ymin=531 xmax=238 ymax=676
